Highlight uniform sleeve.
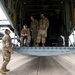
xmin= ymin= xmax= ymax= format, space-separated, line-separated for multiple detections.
xmin=2 ymin=36 xmax=12 ymax=51
xmin=35 ymin=20 xmax=39 ymax=30
xmin=30 ymin=22 xmax=32 ymax=30
xmin=46 ymin=18 xmax=49 ymax=28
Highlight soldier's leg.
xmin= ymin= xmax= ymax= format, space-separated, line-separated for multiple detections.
xmin=2 ymin=56 xmax=10 ymax=72
xmin=31 ymin=32 xmax=34 ymax=46
xmin=41 ymin=30 xmax=46 ymax=47
xmin=33 ymin=33 xmax=37 ymax=46
xmin=45 ymin=31 xmax=47 ymax=37
xmin=36 ymin=37 xmax=41 ymax=46
xmin=32 ymin=32 xmax=37 ymax=46
xmin=28 ymin=35 xmax=31 ymax=46
xmin=0 ymin=51 xmax=11 ymax=73
xmin=20 ymin=37 xmax=24 ymax=46
xmin=36 ymin=30 xmax=41 ymax=46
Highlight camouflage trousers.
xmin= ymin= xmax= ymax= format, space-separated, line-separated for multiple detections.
xmin=1 ymin=50 xmax=11 ymax=70
xmin=32 ymin=31 xmax=37 ymax=46
xmin=37 ymin=29 xmax=47 ymax=43
xmin=20 ymin=35 xmax=31 ymax=46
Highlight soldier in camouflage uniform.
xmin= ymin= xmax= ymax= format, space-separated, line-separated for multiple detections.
xmin=36 ymin=14 xmax=49 ymax=46
xmin=0 ymin=29 xmax=14 ymax=74
xmin=30 ymin=16 xmax=39 ymax=46
xmin=20 ymin=25 xmax=31 ymax=46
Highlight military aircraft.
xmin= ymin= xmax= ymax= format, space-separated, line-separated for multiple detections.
xmin=0 ymin=0 xmax=75 ymax=56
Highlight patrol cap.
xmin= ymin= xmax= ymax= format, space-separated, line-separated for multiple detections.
xmin=5 ymin=29 xmax=10 ymax=34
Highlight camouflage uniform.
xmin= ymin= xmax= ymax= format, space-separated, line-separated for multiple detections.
xmin=1 ymin=31 xmax=12 ymax=73
xmin=27 ymin=28 xmax=31 ymax=46
xmin=30 ymin=20 xmax=39 ymax=46
xmin=20 ymin=28 xmax=31 ymax=46
xmin=37 ymin=17 xmax=49 ymax=46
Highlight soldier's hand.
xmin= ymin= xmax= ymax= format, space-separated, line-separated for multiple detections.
xmin=11 ymin=50 xmax=14 ymax=54
xmin=25 ymin=34 xmax=28 ymax=36
xmin=21 ymin=34 xmax=25 ymax=36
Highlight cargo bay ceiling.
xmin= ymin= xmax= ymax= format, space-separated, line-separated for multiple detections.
xmin=17 ymin=0 xmax=65 ymax=21
xmin=18 ymin=0 xmax=64 ymax=15
xmin=15 ymin=0 xmax=74 ymax=35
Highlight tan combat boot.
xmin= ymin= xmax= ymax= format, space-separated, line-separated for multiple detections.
xmin=0 ymin=69 xmax=6 ymax=74
xmin=5 ymin=69 xmax=10 ymax=72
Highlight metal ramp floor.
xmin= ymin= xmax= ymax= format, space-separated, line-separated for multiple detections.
xmin=1 ymin=51 xmax=75 ymax=75
xmin=13 ymin=46 xmax=75 ymax=56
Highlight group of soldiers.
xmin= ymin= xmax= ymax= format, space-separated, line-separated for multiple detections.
xmin=20 ymin=14 xmax=49 ymax=47
xmin=0 ymin=14 xmax=66 ymax=74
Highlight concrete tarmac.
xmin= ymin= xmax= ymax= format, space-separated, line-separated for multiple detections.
xmin=0 ymin=51 xmax=75 ymax=75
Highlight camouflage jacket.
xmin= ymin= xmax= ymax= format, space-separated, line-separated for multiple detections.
xmin=2 ymin=34 xmax=12 ymax=51
xmin=39 ymin=17 xmax=49 ymax=30
xmin=21 ymin=28 xmax=30 ymax=36
xmin=30 ymin=20 xmax=39 ymax=31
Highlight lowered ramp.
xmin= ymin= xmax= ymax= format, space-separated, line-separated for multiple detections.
xmin=13 ymin=46 xmax=75 ymax=56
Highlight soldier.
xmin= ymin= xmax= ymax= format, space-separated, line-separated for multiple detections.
xmin=30 ymin=16 xmax=39 ymax=46
xmin=20 ymin=25 xmax=31 ymax=46
xmin=36 ymin=14 xmax=49 ymax=46
xmin=0 ymin=29 xmax=14 ymax=74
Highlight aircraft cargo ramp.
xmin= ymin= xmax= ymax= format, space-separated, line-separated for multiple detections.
xmin=0 ymin=50 xmax=75 ymax=75
xmin=13 ymin=46 xmax=75 ymax=56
